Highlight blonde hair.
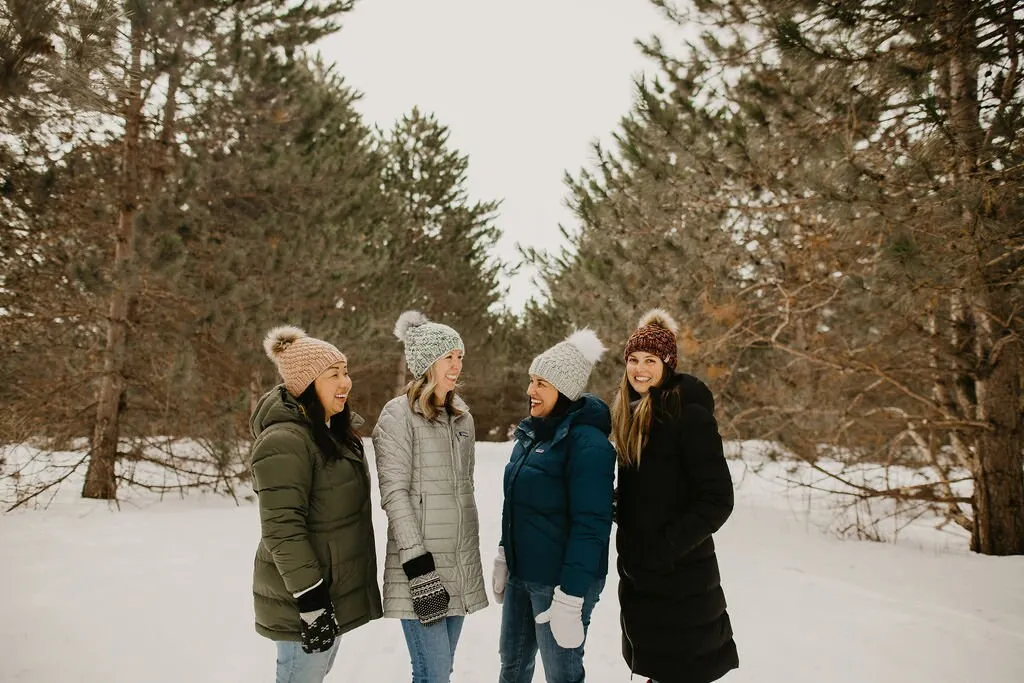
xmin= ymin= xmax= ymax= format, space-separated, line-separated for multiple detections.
xmin=404 ymin=365 xmax=464 ymax=421
xmin=611 ymin=372 xmax=653 ymax=466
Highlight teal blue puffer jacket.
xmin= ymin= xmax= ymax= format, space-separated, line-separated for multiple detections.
xmin=500 ymin=394 xmax=616 ymax=597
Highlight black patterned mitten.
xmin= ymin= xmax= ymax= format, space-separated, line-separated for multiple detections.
xmin=403 ymin=553 xmax=450 ymax=626
xmin=296 ymin=580 xmax=339 ymax=654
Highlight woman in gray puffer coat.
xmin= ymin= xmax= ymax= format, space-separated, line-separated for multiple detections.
xmin=372 ymin=311 xmax=488 ymax=683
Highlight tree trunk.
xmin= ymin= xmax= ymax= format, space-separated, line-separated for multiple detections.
xmin=395 ymin=353 xmax=408 ymax=396
xmin=943 ymin=0 xmax=1024 ymax=554
xmin=82 ymin=21 xmax=144 ymax=500
xmin=249 ymin=368 xmax=262 ymax=416
xmin=970 ymin=290 xmax=1024 ymax=554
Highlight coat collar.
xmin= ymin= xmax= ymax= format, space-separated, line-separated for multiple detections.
xmin=513 ymin=394 xmax=609 ymax=447
xmin=514 ymin=416 xmax=574 ymax=447
xmin=647 ymin=370 xmax=684 ymax=403
xmin=409 ymin=393 xmax=471 ymax=422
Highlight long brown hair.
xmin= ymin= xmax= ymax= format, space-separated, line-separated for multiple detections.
xmin=611 ymin=372 xmax=653 ymax=467
xmin=405 ymin=365 xmax=464 ymax=421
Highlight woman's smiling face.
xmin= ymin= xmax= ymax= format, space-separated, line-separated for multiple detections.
xmin=313 ymin=360 xmax=351 ymax=418
xmin=626 ymin=351 xmax=665 ymax=395
xmin=527 ymin=375 xmax=559 ymax=417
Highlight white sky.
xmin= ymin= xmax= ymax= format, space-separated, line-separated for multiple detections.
xmin=317 ymin=0 xmax=674 ymax=312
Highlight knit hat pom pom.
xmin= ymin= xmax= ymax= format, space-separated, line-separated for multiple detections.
xmin=565 ymin=328 xmax=606 ymax=364
xmin=394 ymin=310 xmax=430 ymax=342
xmin=264 ymin=325 xmax=307 ymax=361
xmin=637 ymin=308 xmax=679 ymax=335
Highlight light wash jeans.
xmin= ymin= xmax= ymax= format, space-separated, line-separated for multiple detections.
xmin=275 ymin=638 xmax=340 ymax=683
xmin=401 ymin=615 xmax=466 ymax=683
xmin=498 ymin=576 xmax=604 ymax=683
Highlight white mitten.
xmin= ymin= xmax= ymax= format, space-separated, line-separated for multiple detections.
xmin=535 ymin=587 xmax=584 ymax=649
xmin=492 ymin=546 xmax=508 ymax=604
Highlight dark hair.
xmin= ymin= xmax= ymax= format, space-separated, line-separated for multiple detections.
xmin=297 ymin=383 xmax=365 ymax=463
xmin=548 ymin=392 xmax=576 ymax=421
xmin=532 ymin=392 xmax=576 ymax=428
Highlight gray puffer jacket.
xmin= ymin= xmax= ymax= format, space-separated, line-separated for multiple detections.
xmin=371 ymin=394 xmax=488 ymax=619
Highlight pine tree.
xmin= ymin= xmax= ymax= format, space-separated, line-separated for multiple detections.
xmin=542 ymin=0 xmax=1022 ymax=553
xmin=77 ymin=0 xmax=358 ymax=499
xmin=129 ymin=50 xmax=395 ymax=446
xmin=0 ymin=141 xmax=119 ymax=445
xmin=2 ymin=1 xmax=360 ymax=498
xmin=377 ymin=108 xmax=511 ymax=434
xmin=677 ymin=0 xmax=1022 ymax=554
xmin=0 ymin=0 xmax=119 ymax=118
xmin=1 ymin=2 xmax=121 ymax=441
xmin=533 ymin=58 xmax=762 ymax=409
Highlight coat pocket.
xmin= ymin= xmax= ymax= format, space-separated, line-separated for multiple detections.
xmin=328 ymin=539 xmax=362 ymax=598
xmin=457 ymin=429 xmax=475 ymax=479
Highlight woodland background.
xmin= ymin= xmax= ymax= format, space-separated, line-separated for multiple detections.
xmin=1 ymin=0 xmax=1021 ymax=555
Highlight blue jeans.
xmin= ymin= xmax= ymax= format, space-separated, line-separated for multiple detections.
xmin=275 ymin=638 xmax=340 ymax=683
xmin=401 ymin=615 xmax=466 ymax=682
xmin=498 ymin=576 xmax=605 ymax=683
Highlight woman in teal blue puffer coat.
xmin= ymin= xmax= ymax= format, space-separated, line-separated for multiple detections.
xmin=493 ymin=329 xmax=616 ymax=683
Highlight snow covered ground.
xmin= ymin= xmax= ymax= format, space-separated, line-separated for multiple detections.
xmin=1 ymin=440 xmax=1021 ymax=683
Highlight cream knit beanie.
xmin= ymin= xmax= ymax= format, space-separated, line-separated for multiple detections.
xmin=529 ymin=329 xmax=606 ymax=401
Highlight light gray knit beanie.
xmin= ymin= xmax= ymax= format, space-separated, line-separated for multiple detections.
xmin=394 ymin=310 xmax=465 ymax=379
xmin=529 ymin=329 xmax=606 ymax=401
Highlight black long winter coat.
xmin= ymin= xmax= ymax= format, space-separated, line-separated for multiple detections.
xmin=616 ymin=371 xmax=739 ymax=683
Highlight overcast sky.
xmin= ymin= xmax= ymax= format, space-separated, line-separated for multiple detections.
xmin=317 ymin=0 xmax=674 ymax=311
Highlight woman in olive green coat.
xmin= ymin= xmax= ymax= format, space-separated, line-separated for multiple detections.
xmin=250 ymin=326 xmax=383 ymax=683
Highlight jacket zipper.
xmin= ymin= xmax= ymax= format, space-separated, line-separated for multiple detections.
xmin=449 ymin=415 xmax=467 ymax=611
xmin=622 ymin=609 xmax=639 ymax=678
xmin=620 ymin=477 xmax=639 ymax=679
xmin=504 ymin=430 xmax=534 ymax=577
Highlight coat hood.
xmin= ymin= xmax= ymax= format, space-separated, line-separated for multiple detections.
xmin=653 ymin=371 xmax=715 ymax=414
xmin=250 ymin=385 xmax=309 ymax=439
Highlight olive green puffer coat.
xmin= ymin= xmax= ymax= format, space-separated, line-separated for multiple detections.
xmin=249 ymin=385 xmax=383 ymax=641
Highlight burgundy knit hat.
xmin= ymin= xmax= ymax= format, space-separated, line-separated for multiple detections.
xmin=623 ymin=308 xmax=680 ymax=370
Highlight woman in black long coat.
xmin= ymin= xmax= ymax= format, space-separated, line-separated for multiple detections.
xmin=611 ymin=309 xmax=739 ymax=683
